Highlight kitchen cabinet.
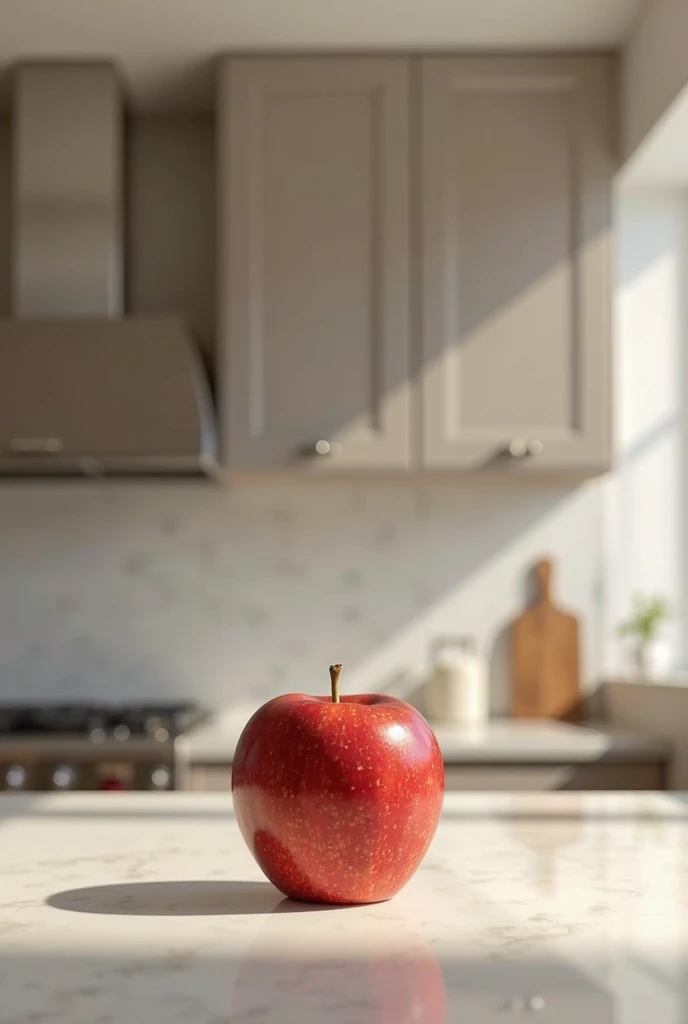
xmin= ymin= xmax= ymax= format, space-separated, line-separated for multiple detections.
xmin=421 ymin=56 xmax=614 ymax=472
xmin=218 ymin=57 xmax=411 ymax=472
xmin=217 ymin=55 xmax=614 ymax=476
xmin=443 ymin=762 xmax=665 ymax=791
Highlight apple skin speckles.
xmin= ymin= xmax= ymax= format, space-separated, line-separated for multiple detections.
xmin=232 ymin=692 xmax=445 ymax=905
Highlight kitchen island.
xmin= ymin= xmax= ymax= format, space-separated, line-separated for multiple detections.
xmin=0 ymin=791 xmax=685 ymax=1022
xmin=179 ymin=713 xmax=671 ymax=791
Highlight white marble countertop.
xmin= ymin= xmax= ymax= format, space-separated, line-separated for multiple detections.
xmin=178 ymin=709 xmax=670 ymax=765
xmin=1 ymin=790 xmax=687 ymax=1022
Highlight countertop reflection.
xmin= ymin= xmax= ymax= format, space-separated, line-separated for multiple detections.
xmin=0 ymin=791 xmax=686 ymax=1022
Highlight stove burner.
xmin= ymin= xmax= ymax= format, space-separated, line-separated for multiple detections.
xmin=0 ymin=702 xmax=205 ymax=739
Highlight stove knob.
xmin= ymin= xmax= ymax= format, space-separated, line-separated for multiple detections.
xmin=52 ymin=764 xmax=76 ymax=790
xmin=6 ymin=764 xmax=27 ymax=790
xmin=150 ymin=765 xmax=171 ymax=790
xmin=113 ymin=724 xmax=130 ymax=741
xmin=144 ymin=716 xmax=171 ymax=738
xmin=86 ymin=714 xmax=107 ymax=734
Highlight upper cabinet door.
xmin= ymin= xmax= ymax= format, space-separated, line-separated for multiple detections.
xmin=421 ymin=57 xmax=614 ymax=472
xmin=218 ymin=58 xmax=411 ymax=472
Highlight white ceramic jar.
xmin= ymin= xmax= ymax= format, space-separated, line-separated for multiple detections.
xmin=425 ymin=637 xmax=489 ymax=727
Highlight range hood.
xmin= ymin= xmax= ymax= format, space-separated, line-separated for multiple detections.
xmin=3 ymin=63 xmax=217 ymax=477
xmin=0 ymin=319 xmax=216 ymax=475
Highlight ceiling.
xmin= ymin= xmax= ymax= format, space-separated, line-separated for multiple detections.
xmin=0 ymin=0 xmax=644 ymax=111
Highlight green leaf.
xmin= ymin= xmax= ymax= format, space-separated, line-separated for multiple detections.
xmin=616 ymin=593 xmax=670 ymax=642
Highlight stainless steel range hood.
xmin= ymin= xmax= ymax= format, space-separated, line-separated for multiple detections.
xmin=3 ymin=63 xmax=217 ymax=477
xmin=0 ymin=318 xmax=216 ymax=475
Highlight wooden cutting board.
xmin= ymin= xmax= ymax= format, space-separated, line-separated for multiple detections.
xmin=511 ymin=559 xmax=581 ymax=720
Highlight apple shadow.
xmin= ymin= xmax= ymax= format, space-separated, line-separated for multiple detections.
xmin=45 ymin=880 xmax=344 ymax=917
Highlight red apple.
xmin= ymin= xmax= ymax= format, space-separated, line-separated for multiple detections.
xmin=232 ymin=664 xmax=444 ymax=904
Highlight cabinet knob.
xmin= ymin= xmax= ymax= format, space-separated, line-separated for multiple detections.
xmin=508 ymin=438 xmax=528 ymax=458
xmin=312 ymin=440 xmax=342 ymax=457
xmin=507 ymin=438 xmax=543 ymax=458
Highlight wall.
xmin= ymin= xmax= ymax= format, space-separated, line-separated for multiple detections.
xmin=0 ymin=479 xmax=603 ymax=711
xmin=621 ymin=0 xmax=688 ymax=164
xmin=603 ymin=187 xmax=687 ymax=671
xmin=0 ymin=179 xmax=684 ymax=716
xmin=598 ymin=188 xmax=688 ymax=788
xmin=125 ymin=116 xmax=216 ymax=365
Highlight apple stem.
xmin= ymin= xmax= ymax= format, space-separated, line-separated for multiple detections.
xmin=329 ymin=664 xmax=343 ymax=704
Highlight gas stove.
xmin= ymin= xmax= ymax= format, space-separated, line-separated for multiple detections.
xmin=0 ymin=702 xmax=207 ymax=792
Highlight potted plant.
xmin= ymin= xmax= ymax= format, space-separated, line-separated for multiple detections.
xmin=617 ymin=594 xmax=671 ymax=677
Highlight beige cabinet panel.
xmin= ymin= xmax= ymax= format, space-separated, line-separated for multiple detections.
xmin=443 ymin=762 xmax=664 ymax=791
xmin=185 ymin=765 xmax=231 ymax=792
xmin=218 ymin=58 xmax=411 ymax=471
xmin=421 ymin=57 xmax=614 ymax=472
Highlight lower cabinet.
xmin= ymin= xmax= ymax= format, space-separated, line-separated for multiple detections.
xmin=184 ymin=759 xmax=666 ymax=792
xmin=185 ymin=764 xmax=232 ymax=791
xmin=443 ymin=761 xmax=665 ymax=791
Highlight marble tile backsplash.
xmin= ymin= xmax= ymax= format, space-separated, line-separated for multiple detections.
xmin=0 ymin=480 xmax=604 ymax=711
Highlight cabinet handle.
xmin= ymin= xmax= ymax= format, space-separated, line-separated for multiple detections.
xmin=507 ymin=439 xmax=543 ymax=458
xmin=10 ymin=437 xmax=63 ymax=454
